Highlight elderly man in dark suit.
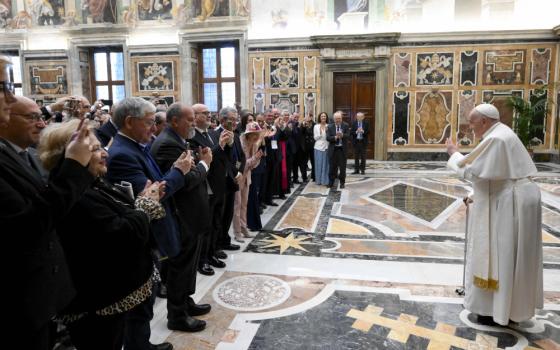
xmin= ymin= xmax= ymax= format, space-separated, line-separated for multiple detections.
xmin=189 ymin=103 xmax=232 ymax=275
xmin=150 ymin=103 xmax=214 ymax=332
xmin=213 ymin=106 xmax=246 ymax=250
xmin=351 ymin=112 xmax=369 ymax=175
xmin=106 ymin=97 xmax=191 ymax=350
xmin=0 ymin=89 xmax=94 ymax=348
xmin=326 ymin=111 xmax=350 ymax=189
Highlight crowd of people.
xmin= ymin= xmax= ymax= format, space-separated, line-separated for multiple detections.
xmin=1 ymin=55 xmax=371 ymax=350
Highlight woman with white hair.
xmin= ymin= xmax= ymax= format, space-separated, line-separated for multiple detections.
xmin=38 ymin=119 xmax=166 ymax=349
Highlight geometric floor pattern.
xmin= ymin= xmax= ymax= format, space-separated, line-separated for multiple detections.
xmin=151 ymin=161 xmax=560 ymax=349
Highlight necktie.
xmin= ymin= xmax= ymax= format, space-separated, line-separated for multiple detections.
xmin=336 ymin=125 xmax=342 ymax=146
xmin=19 ymin=150 xmax=31 ymax=167
xmin=203 ymin=131 xmax=213 ymax=145
xmin=358 ymin=121 xmax=363 ymax=140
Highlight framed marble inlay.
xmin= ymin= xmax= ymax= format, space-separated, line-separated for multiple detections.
xmin=270 ymin=57 xmax=299 ymax=88
xmin=393 ymin=53 xmax=411 ymax=87
xmin=482 ymin=89 xmax=523 ymax=128
xmin=303 ymin=56 xmax=317 ymax=89
xmin=483 ymin=49 xmax=525 ymax=85
xmin=363 ymin=181 xmax=462 ymax=229
xmin=529 ymin=88 xmax=547 ymax=146
xmin=130 ymin=55 xmax=181 ymax=102
xmin=457 ymin=90 xmax=476 ymax=146
xmin=252 ymin=57 xmax=265 ymax=90
xmin=530 ymin=48 xmax=551 ymax=85
xmin=415 ymin=91 xmax=452 ymax=144
xmin=26 ymin=60 xmax=69 ymax=97
xmin=392 ymin=91 xmax=410 ymax=145
xmin=212 ymin=275 xmax=291 ymax=312
xmin=254 ymin=92 xmax=265 ymax=113
xmin=460 ymin=51 xmax=478 ymax=86
xmin=416 ymin=52 xmax=453 ymax=86
xmin=303 ymin=92 xmax=316 ymax=118
xmin=270 ymin=93 xmax=299 ymax=114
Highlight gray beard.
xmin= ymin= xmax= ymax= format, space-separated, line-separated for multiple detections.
xmin=187 ymin=128 xmax=196 ymax=140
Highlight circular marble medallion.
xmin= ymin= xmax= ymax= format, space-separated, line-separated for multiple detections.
xmin=212 ymin=275 xmax=291 ymax=312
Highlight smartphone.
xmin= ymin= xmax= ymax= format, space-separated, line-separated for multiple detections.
xmin=101 ymin=99 xmax=113 ymax=107
xmin=185 ymin=141 xmax=190 ymax=151
xmin=225 ymin=120 xmax=233 ymax=131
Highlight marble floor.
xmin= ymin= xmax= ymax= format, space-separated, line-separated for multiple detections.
xmin=150 ymin=161 xmax=560 ymax=350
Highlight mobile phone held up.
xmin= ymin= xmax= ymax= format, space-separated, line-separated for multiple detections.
xmin=225 ymin=120 xmax=233 ymax=131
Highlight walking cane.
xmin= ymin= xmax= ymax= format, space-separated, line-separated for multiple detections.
xmin=455 ymin=197 xmax=470 ymax=296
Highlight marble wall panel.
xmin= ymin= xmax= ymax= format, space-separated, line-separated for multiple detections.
xmin=393 ymin=52 xmax=411 ymax=87
xmin=415 ymin=91 xmax=452 ymax=144
xmin=130 ymin=55 xmax=181 ymax=102
xmin=530 ymin=48 xmax=551 ymax=85
xmin=482 ymin=89 xmax=523 ymax=128
xmin=529 ymin=88 xmax=547 ymax=145
xmin=254 ymin=92 xmax=265 ymax=113
xmin=271 ymin=93 xmax=299 ymax=113
xmin=416 ymin=52 xmax=453 ymax=86
xmin=249 ymin=50 xmax=319 ymax=116
xmin=303 ymin=92 xmax=316 ymax=117
xmin=392 ymin=91 xmax=410 ymax=145
xmin=270 ymin=57 xmax=299 ymax=88
xmin=252 ymin=57 xmax=265 ymax=90
xmin=303 ymin=56 xmax=317 ymax=89
xmin=457 ymin=90 xmax=476 ymax=146
xmin=460 ymin=51 xmax=477 ymax=86
xmin=483 ymin=49 xmax=526 ymax=85
xmin=26 ymin=60 xmax=69 ymax=97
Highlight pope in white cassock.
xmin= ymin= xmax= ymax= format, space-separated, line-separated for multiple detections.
xmin=446 ymin=103 xmax=543 ymax=326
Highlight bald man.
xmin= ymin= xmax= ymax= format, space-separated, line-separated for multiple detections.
xmin=1 ymin=95 xmax=94 ymax=350
xmin=446 ymin=104 xmax=543 ymax=326
xmin=3 ymin=96 xmax=48 ymax=180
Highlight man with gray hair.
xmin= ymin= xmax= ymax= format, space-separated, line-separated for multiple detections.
xmin=326 ymin=110 xmax=350 ymax=188
xmin=214 ymin=106 xmax=246 ymax=249
xmin=446 ymin=103 xmax=543 ymax=326
xmin=351 ymin=112 xmax=369 ymax=174
xmin=106 ymin=96 xmax=192 ymax=350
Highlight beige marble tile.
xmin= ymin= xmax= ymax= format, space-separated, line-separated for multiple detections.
xmin=327 ymin=218 xmax=372 ymax=235
xmin=276 ymin=196 xmax=324 ymax=232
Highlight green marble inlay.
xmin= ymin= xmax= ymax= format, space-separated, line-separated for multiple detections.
xmin=371 ymin=183 xmax=456 ymax=222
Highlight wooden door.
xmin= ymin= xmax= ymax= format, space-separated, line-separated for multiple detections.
xmin=333 ymin=72 xmax=376 ymax=158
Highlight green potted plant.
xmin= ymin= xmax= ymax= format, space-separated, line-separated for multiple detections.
xmin=506 ymin=86 xmax=548 ymax=157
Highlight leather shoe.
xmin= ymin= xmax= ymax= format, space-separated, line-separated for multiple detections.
xmin=361 ymin=170 xmax=365 ymax=175
xmin=150 ymin=342 xmax=173 ymax=350
xmin=279 ymin=195 xmax=287 ymax=200
xmin=186 ymin=297 xmax=211 ymax=316
xmin=198 ymin=263 xmax=215 ymax=276
xmin=265 ymin=201 xmax=278 ymax=207
xmin=220 ymin=243 xmax=240 ymax=251
xmin=167 ymin=316 xmax=206 ymax=332
xmin=352 ymin=171 xmax=359 ymax=174
xmin=340 ymin=184 xmax=345 ymax=189
xmin=476 ymin=315 xmax=498 ymax=326
xmin=215 ymin=250 xmax=227 ymax=260
xmin=208 ymin=256 xmax=226 ymax=268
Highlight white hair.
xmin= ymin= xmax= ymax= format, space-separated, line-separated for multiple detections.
xmin=112 ymin=97 xmax=156 ymax=130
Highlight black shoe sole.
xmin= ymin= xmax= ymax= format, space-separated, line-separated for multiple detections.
xmin=167 ymin=322 xmax=206 ymax=333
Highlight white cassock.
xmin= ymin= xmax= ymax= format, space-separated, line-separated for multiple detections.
xmin=447 ymin=122 xmax=543 ymax=325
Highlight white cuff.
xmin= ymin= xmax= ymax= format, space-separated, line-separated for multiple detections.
xmin=198 ymin=160 xmax=209 ymax=172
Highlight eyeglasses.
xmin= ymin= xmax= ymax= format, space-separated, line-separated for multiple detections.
xmin=0 ymin=81 xmax=15 ymax=98
xmin=13 ymin=113 xmax=45 ymax=122
xmin=197 ymin=111 xmax=210 ymax=115
xmin=143 ymin=118 xmax=156 ymax=127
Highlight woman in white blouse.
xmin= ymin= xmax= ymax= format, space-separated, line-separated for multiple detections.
xmin=313 ymin=112 xmax=330 ymax=186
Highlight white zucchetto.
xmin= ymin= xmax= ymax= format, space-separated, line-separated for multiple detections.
xmin=474 ymin=103 xmax=500 ymax=120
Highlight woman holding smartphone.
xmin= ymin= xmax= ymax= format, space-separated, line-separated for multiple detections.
xmin=38 ymin=119 xmax=166 ymax=350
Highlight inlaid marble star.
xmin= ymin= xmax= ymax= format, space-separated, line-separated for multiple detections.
xmin=260 ymin=233 xmax=314 ymax=254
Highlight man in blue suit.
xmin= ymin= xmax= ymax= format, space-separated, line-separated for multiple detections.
xmin=106 ymin=97 xmax=191 ymax=350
